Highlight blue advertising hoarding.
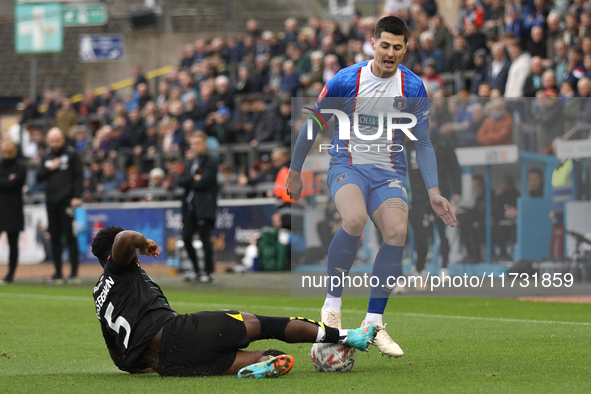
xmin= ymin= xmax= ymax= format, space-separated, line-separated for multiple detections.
xmin=76 ymin=200 xmax=276 ymax=264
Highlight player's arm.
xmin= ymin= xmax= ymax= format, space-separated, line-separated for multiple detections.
xmin=108 ymin=349 xmax=155 ymax=374
xmin=111 ymin=230 xmax=159 ymax=266
xmin=288 ymin=77 xmax=338 ymax=200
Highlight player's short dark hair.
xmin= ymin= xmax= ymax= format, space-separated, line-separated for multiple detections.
xmin=374 ymin=16 xmax=409 ymax=43
xmin=92 ymin=226 xmax=125 ymax=266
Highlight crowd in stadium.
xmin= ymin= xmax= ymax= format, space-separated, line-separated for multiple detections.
xmin=8 ymin=0 xmax=591 ymax=202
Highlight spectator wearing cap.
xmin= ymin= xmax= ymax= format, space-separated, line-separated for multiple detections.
xmin=505 ymin=40 xmax=532 ymax=97
xmin=205 ymin=106 xmax=235 ymax=145
xmin=523 ymin=56 xmax=545 ymax=97
xmin=419 ymin=31 xmax=444 ymax=73
xmin=485 ymin=42 xmax=511 ymax=95
xmin=250 ymin=154 xmax=276 ymax=184
xmin=470 ymin=48 xmax=488 ymax=95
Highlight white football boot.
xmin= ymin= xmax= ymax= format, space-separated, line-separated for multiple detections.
xmin=321 ymin=306 xmax=342 ymax=329
xmin=362 ymin=320 xmax=404 ymax=358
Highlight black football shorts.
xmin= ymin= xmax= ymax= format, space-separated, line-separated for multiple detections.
xmin=155 ymin=310 xmax=250 ymax=377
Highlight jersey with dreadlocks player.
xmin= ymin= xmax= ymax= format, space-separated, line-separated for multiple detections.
xmin=93 ymin=256 xmax=176 ymax=371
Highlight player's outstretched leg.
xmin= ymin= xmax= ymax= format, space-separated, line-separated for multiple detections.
xmin=243 ymin=314 xmax=378 ymax=351
xmin=365 ymin=242 xmax=405 ymax=358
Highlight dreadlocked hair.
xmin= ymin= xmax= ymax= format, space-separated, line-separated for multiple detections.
xmin=91 ymin=226 xmax=125 ymax=265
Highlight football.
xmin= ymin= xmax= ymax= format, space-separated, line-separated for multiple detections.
xmin=310 ymin=343 xmax=356 ymax=372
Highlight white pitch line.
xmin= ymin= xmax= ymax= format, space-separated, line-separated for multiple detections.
xmin=2 ymin=293 xmax=591 ymax=327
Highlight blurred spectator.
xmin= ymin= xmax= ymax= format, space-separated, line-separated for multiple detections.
xmin=469 ymin=49 xmax=488 ymax=95
xmin=132 ymin=65 xmax=148 ymax=90
xmin=494 ymin=175 xmax=520 ymax=260
xmin=551 ymin=40 xmax=569 ymax=86
xmin=72 ymin=125 xmax=89 ymax=155
xmin=402 ymin=35 xmax=422 ymax=73
xmin=78 ymin=90 xmax=97 ymax=117
xmin=504 ymin=6 xmax=522 ymax=40
xmin=522 ymin=0 xmax=549 ymax=32
xmin=83 ymin=158 xmax=102 ymax=200
xmin=528 ymin=168 xmax=545 ymax=197
xmin=562 ymin=13 xmax=579 ymax=48
xmin=323 ymin=54 xmax=341 ymax=84
xmin=251 ymin=97 xmax=292 ymax=147
xmin=477 ymin=99 xmax=513 ymax=146
xmin=457 ymin=102 xmax=485 ymax=147
xmin=98 ymin=160 xmax=124 ymax=192
xmin=421 ymin=59 xmax=446 ymax=95
xmin=54 ymin=98 xmax=78 ymax=136
xmin=163 ymin=157 xmax=183 ymax=190
xmin=307 ymin=51 xmax=325 ymax=86
xmin=523 ymin=56 xmax=545 ymax=97
xmin=148 ymin=168 xmax=166 ymax=189
xmin=20 ymin=96 xmax=39 ymax=124
xmin=213 ymin=75 xmax=234 ymax=111
xmin=485 ymin=42 xmax=511 ymax=95
xmin=562 ymin=47 xmax=585 ymax=88
xmin=483 ymin=0 xmax=505 ymax=35
xmin=235 ymin=65 xmax=255 ymax=94
xmin=525 ymin=25 xmax=547 ymax=58
xmin=119 ymin=165 xmax=148 ymax=192
xmin=180 ymin=43 xmax=195 ymax=69
xmin=505 ymin=41 xmax=532 ymax=97
xmin=384 ymin=0 xmax=411 ymax=15
xmin=449 ymin=34 xmax=473 ymax=72
xmin=280 ymin=60 xmax=301 ymax=96
xmin=464 ymin=21 xmax=487 ymax=60
xmin=205 ymin=107 xmax=235 ymax=144
xmin=419 ymin=31 xmax=444 ymax=72
xmin=156 ymin=81 xmax=169 ymax=108
xmin=462 ymin=0 xmax=484 ymax=31
xmin=532 ymin=90 xmax=564 ymax=151
xmin=218 ymin=162 xmax=238 ymax=188
xmin=457 ymin=175 xmax=494 ymax=264
xmin=546 ymin=13 xmax=564 ymax=57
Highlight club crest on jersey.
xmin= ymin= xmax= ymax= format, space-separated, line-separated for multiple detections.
xmin=336 ymin=173 xmax=348 ymax=183
xmin=393 ymin=97 xmax=407 ymax=110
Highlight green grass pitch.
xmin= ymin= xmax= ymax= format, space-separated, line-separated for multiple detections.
xmin=1 ymin=284 xmax=590 ymax=393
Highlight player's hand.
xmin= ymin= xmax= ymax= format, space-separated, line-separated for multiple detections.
xmin=138 ymin=240 xmax=159 ymax=258
xmin=286 ymin=169 xmax=303 ymax=200
xmin=429 ymin=192 xmax=457 ymax=227
xmin=70 ymin=198 xmax=83 ymax=208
